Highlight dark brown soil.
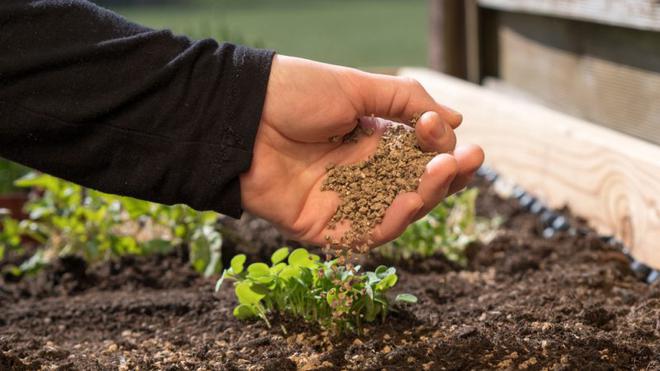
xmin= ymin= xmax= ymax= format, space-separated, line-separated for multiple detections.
xmin=2 ymin=180 xmax=659 ymax=370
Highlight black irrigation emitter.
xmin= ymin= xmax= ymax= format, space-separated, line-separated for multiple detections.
xmin=476 ymin=165 xmax=659 ymax=285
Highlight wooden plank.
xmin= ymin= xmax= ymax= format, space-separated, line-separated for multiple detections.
xmin=495 ymin=12 xmax=660 ymax=146
xmin=399 ymin=67 xmax=660 ymax=269
xmin=428 ymin=0 xmax=467 ymax=78
xmin=464 ymin=0 xmax=481 ymax=83
xmin=478 ymin=0 xmax=660 ymax=32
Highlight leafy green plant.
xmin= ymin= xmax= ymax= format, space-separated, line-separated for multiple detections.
xmin=379 ymin=188 xmax=498 ymax=265
xmin=0 ymin=210 xmax=22 ymax=261
xmin=217 ymin=247 xmax=417 ymax=334
xmin=0 ymin=172 xmax=222 ymax=276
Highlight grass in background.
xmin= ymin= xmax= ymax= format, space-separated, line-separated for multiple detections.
xmin=108 ymin=0 xmax=428 ymax=68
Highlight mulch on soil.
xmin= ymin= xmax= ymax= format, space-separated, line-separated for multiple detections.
xmin=1 ymin=179 xmax=659 ymax=370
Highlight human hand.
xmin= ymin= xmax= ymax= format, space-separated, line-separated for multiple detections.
xmin=240 ymin=55 xmax=484 ymax=247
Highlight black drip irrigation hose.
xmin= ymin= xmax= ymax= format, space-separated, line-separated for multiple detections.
xmin=476 ymin=166 xmax=659 ymax=285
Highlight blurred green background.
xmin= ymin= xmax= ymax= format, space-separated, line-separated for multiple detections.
xmin=101 ymin=0 xmax=428 ymax=68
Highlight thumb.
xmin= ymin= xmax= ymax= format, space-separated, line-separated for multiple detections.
xmin=352 ymin=71 xmax=463 ymax=128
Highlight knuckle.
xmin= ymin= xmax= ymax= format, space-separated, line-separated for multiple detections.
xmin=401 ymin=76 xmax=421 ymax=89
xmin=443 ymin=130 xmax=457 ymax=151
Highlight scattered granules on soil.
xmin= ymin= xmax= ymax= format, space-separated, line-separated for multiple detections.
xmin=321 ymin=120 xmax=436 ymax=253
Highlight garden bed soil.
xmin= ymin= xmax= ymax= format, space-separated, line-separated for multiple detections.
xmin=1 ymin=179 xmax=659 ymax=370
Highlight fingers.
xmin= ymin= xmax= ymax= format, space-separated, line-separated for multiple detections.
xmin=448 ymin=144 xmax=485 ymax=195
xmin=373 ymin=146 xmax=481 ymax=242
xmin=309 ymin=147 xmax=479 ymax=247
xmin=370 ymin=192 xmax=424 ymax=245
xmin=315 ymin=192 xmax=424 ymax=248
xmin=371 ymin=153 xmax=458 ymax=244
xmin=412 ymin=153 xmax=458 ymax=220
xmin=415 ymin=111 xmax=457 ymax=153
xmin=355 ymin=72 xmax=463 ymax=128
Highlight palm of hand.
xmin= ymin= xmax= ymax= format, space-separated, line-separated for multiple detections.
xmin=240 ymin=102 xmax=374 ymax=245
xmin=239 ymin=56 xmax=484 ymax=248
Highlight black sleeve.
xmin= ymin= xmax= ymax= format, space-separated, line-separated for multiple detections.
xmin=0 ymin=0 xmax=275 ymax=218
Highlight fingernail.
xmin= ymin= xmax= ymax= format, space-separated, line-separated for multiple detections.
xmin=444 ymin=107 xmax=463 ymax=125
xmin=445 ymin=105 xmax=461 ymax=116
xmin=431 ymin=121 xmax=445 ymax=139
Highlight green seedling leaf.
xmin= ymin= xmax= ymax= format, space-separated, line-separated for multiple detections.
xmin=223 ymin=246 xmax=418 ymax=334
xmin=230 ymin=254 xmax=246 ymax=274
xmin=279 ymin=265 xmax=301 ymax=280
xmin=376 ymin=274 xmax=398 ymax=290
xmin=271 ymin=262 xmax=286 ymax=274
xmin=235 ymin=281 xmax=265 ymax=304
xmin=271 ymin=247 xmax=290 ymax=264
xmin=14 ymin=172 xmax=59 ymax=192
xmin=233 ymin=304 xmax=257 ymax=320
xmin=377 ymin=267 xmax=396 ymax=279
xmin=366 ymin=272 xmax=380 ymax=285
xmin=248 ymin=263 xmax=273 ymax=285
xmin=395 ymin=293 xmax=418 ymax=303
xmin=248 ymin=262 xmax=270 ymax=277
xmin=289 ymin=248 xmax=314 ymax=268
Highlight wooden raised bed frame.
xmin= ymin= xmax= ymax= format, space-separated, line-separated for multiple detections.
xmin=398 ymin=67 xmax=660 ymax=269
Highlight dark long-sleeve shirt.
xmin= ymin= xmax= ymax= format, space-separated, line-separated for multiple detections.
xmin=0 ymin=0 xmax=275 ymax=218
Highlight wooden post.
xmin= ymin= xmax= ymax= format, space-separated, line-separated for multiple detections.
xmin=464 ymin=0 xmax=481 ymax=83
xmin=428 ymin=0 xmax=467 ymax=78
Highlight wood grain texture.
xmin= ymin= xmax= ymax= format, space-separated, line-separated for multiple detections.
xmin=398 ymin=67 xmax=660 ymax=269
xmin=495 ymin=12 xmax=660 ymax=146
xmin=478 ymin=0 xmax=660 ymax=31
xmin=464 ymin=0 xmax=481 ymax=83
xmin=428 ymin=0 xmax=467 ymax=78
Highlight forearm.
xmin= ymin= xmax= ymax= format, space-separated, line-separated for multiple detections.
xmin=0 ymin=0 xmax=274 ymax=217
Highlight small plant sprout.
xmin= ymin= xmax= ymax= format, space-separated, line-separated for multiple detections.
xmin=216 ymin=247 xmax=417 ymax=334
xmin=379 ymin=188 xmax=499 ymax=265
xmin=1 ymin=172 xmax=223 ymax=276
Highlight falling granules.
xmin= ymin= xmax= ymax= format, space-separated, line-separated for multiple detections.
xmin=320 ymin=119 xmax=436 ymax=331
xmin=321 ymin=122 xmax=436 ymax=253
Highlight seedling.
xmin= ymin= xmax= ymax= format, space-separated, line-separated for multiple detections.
xmin=379 ymin=188 xmax=499 ymax=265
xmin=0 ymin=172 xmax=222 ymax=276
xmin=0 ymin=211 xmax=22 ymax=261
xmin=216 ymin=247 xmax=417 ymax=334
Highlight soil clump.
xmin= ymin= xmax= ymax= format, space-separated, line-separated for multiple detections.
xmin=322 ymin=122 xmax=434 ymax=252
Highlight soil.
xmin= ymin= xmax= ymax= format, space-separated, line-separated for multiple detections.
xmin=2 ymin=179 xmax=660 ymax=370
xmin=322 ymin=123 xmax=435 ymax=251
